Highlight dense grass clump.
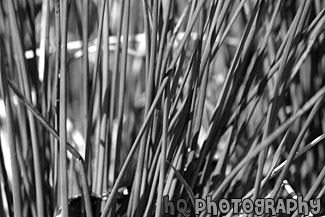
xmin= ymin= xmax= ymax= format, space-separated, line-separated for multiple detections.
xmin=1 ymin=0 xmax=325 ymax=217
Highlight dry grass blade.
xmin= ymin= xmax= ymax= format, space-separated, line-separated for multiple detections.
xmin=59 ymin=0 xmax=69 ymax=216
xmin=5 ymin=1 xmax=45 ymax=216
xmin=0 ymin=41 xmax=22 ymax=217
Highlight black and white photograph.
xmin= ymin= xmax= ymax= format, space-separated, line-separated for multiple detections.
xmin=0 ymin=0 xmax=325 ymax=216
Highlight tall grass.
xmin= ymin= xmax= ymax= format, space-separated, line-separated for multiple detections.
xmin=0 ymin=0 xmax=325 ymax=217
